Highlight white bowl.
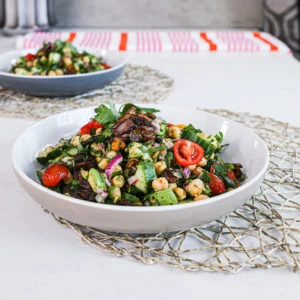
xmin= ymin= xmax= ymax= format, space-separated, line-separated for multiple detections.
xmin=11 ymin=104 xmax=269 ymax=233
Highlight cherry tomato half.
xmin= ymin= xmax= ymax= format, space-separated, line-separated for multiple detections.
xmin=42 ymin=164 xmax=69 ymax=187
xmin=79 ymin=119 xmax=104 ymax=135
xmin=102 ymin=63 xmax=111 ymax=69
xmin=25 ymin=53 xmax=36 ymax=61
xmin=210 ymin=163 xmax=240 ymax=187
xmin=207 ymin=173 xmax=226 ymax=195
xmin=173 ymin=139 xmax=204 ymax=167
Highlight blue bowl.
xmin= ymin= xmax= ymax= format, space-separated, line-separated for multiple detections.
xmin=0 ymin=49 xmax=126 ymax=97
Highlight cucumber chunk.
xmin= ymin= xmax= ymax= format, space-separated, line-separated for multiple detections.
xmin=149 ymin=188 xmax=178 ymax=206
xmin=88 ymin=168 xmax=107 ymax=193
xmin=134 ymin=160 xmax=157 ymax=194
xmin=37 ymin=148 xmax=62 ymax=165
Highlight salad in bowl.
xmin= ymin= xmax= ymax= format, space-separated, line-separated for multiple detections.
xmin=36 ymin=103 xmax=246 ymax=206
xmin=10 ymin=40 xmax=111 ymax=76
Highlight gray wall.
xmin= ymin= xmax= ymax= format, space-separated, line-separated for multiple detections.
xmin=54 ymin=0 xmax=263 ymax=28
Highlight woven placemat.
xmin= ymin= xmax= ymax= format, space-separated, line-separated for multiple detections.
xmin=0 ymin=64 xmax=173 ymax=119
xmin=48 ymin=109 xmax=300 ymax=273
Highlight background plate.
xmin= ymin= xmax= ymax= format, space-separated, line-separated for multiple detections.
xmin=0 ymin=49 xmax=126 ymax=97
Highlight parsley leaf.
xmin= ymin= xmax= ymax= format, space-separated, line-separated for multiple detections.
xmin=94 ymin=103 xmax=118 ymax=125
xmin=119 ymin=103 xmax=160 ymax=115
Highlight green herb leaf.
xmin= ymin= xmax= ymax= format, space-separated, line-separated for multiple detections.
xmin=107 ymin=101 xmax=120 ymax=119
xmin=94 ymin=104 xmax=117 ymax=125
xmin=213 ymin=163 xmax=237 ymax=189
xmin=201 ymin=171 xmax=211 ymax=183
xmin=119 ymin=103 xmax=160 ymax=115
xmin=148 ymin=145 xmax=166 ymax=153
xmin=165 ymin=152 xmax=174 ymax=167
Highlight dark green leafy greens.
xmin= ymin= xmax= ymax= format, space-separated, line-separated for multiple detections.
xmin=119 ymin=103 xmax=160 ymax=115
xmin=94 ymin=104 xmax=119 ymax=125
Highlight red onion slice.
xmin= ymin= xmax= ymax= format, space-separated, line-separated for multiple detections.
xmin=183 ymin=167 xmax=191 ymax=179
xmin=127 ymin=175 xmax=138 ymax=185
xmin=105 ymin=154 xmax=123 ymax=180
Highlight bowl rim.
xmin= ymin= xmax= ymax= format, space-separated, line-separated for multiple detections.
xmin=11 ymin=105 xmax=270 ymax=213
xmin=0 ymin=48 xmax=127 ymax=79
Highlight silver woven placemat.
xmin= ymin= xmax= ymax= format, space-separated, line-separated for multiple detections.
xmin=48 ymin=109 xmax=300 ymax=273
xmin=0 ymin=64 xmax=174 ymax=119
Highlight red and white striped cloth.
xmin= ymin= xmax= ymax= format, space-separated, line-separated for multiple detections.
xmin=16 ymin=31 xmax=291 ymax=53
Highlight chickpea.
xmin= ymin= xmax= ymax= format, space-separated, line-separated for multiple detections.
xmin=173 ymin=187 xmax=186 ymax=201
xmin=198 ymin=157 xmax=207 ymax=167
xmin=192 ymin=167 xmax=204 ymax=176
xmin=48 ymin=70 xmax=56 ymax=76
xmin=185 ymin=179 xmax=204 ymax=197
xmin=90 ymin=142 xmax=105 ymax=156
xmin=71 ymin=135 xmax=80 ymax=147
xmin=188 ymin=164 xmax=197 ymax=171
xmin=95 ymin=128 xmax=102 ymax=135
xmin=167 ymin=126 xmax=181 ymax=139
xmin=63 ymin=171 xmax=73 ymax=184
xmin=63 ymin=57 xmax=72 ymax=66
xmin=95 ymin=156 xmax=102 ymax=163
xmin=83 ymin=56 xmax=90 ymax=63
xmin=111 ymin=138 xmax=126 ymax=152
xmin=40 ymin=56 xmax=47 ymax=63
xmin=107 ymin=151 xmax=117 ymax=160
xmin=80 ymin=134 xmax=91 ymax=142
xmin=112 ymin=165 xmax=122 ymax=174
xmin=45 ymin=145 xmax=54 ymax=154
xmin=111 ymin=175 xmax=125 ymax=188
xmin=63 ymin=47 xmax=71 ymax=55
xmin=153 ymin=161 xmax=167 ymax=175
xmin=56 ymin=69 xmax=64 ymax=75
xmin=98 ymin=158 xmax=109 ymax=170
xmin=194 ymin=195 xmax=209 ymax=201
xmin=38 ymin=145 xmax=54 ymax=158
xmin=26 ymin=61 xmax=33 ymax=68
xmin=168 ymin=183 xmax=177 ymax=190
xmin=33 ymin=59 xmax=38 ymax=67
xmin=152 ymin=177 xmax=168 ymax=191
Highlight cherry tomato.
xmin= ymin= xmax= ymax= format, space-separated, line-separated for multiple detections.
xmin=102 ymin=63 xmax=111 ymax=69
xmin=207 ymin=173 xmax=226 ymax=195
xmin=42 ymin=164 xmax=69 ymax=187
xmin=173 ymin=139 xmax=204 ymax=166
xmin=226 ymin=169 xmax=237 ymax=181
xmin=25 ymin=53 xmax=36 ymax=61
xmin=210 ymin=162 xmax=218 ymax=173
xmin=79 ymin=119 xmax=104 ymax=135
xmin=226 ymin=169 xmax=240 ymax=187
xmin=167 ymin=123 xmax=174 ymax=127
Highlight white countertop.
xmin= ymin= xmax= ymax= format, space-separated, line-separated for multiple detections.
xmin=0 ymin=36 xmax=299 ymax=299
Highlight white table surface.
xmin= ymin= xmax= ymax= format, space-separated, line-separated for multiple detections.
xmin=0 ymin=36 xmax=299 ymax=299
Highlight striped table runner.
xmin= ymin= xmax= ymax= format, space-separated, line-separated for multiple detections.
xmin=16 ymin=31 xmax=291 ymax=53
